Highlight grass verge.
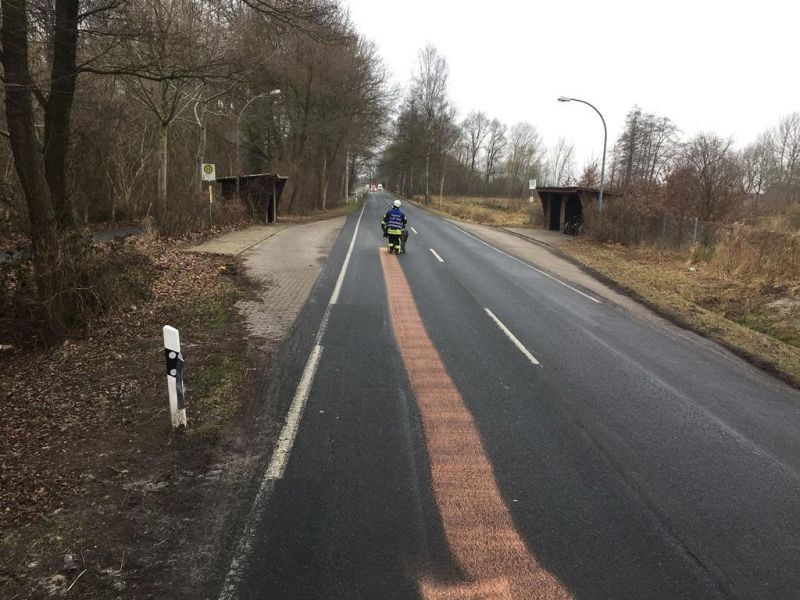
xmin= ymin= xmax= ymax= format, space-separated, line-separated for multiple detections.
xmin=563 ymin=239 xmax=800 ymax=387
xmin=406 ymin=195 xmax=538 ymax=227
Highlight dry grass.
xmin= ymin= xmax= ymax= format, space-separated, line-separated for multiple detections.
xmin=420 ymin=195 xmax=539 ymax=227
xmin=564 ymin=240 xmax=800 ymax=386
xmin=710 ymin=225 xmax=800 ymax=283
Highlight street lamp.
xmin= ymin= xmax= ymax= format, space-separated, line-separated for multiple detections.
xmin=236 ymin=89 xmax=281 ymax=199
xmin=558 ymin=96 xmax=607 ymax=212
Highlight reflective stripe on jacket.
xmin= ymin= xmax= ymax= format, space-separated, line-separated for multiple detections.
xmin=383 ymin=208 xmax=406 ymax=231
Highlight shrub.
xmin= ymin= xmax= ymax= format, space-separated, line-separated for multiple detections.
xmin=710 ymin=225 xmax=800 ymax=283
xmin=1 ymin=232 xmax=155 ymax=341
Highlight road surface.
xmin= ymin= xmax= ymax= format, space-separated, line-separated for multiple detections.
xmin=221 ymin=193 xmax=800 ymax=599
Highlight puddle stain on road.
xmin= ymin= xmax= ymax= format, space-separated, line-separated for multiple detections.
xmin=379 ymin=251 xmax=571 ymax=600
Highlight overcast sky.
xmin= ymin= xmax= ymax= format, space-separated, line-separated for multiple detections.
xmin=345 ymin=0 xmax=799 ymax=169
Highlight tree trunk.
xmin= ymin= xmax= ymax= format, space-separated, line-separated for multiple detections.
xmin=157 ymin=121 xmax=169 ymax=225
xmin=43 ymin=0 xmax=80 ymax=229
xmin=2 ymin=0 xmax=71 ymax=332
xmin=425 ymin=147 xmax=431 ymax=203
xmin=195 ymin=102 xmax=207 ymax=194
xmin=439 ymin=153 xmax=447 ymax=207
xmin=318 ymin=149 xmax=328 ymax=211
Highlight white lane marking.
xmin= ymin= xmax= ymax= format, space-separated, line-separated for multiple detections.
xmin=218 ymin=200 xmax=366 ymax=600
xmin=449 ymin=223 xmax=602 ymax=304
xmin=430 ymin=248 xmax=445 ymax=263
xmin=264 ymin=344 xmax=323 ymax=480
xmin=330 ymin=201 xmax=367 ymax=304
xmin=485 ymin=308 xmax=541 ymax=366
xmin=411 ymin=227 xmax=418 ymax=234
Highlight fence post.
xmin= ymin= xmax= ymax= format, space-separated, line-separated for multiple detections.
xmin=662 ymin=213 xmax=667 ymax=241
xmin=163 ymin=325 xmax=187 ymax=429
xmin=693 ymin=217 xmax=699 ymax=244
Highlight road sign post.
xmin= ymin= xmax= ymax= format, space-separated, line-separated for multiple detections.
xmin=202 ymin=164 xmax=216 ymax=225
xmin=528 ymin=179 xmax=537 ymax=224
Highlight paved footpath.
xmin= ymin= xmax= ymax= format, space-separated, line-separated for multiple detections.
xmin=188 ymin=218 xmax=346 ymax=347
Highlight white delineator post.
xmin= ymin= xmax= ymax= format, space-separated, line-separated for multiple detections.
xmin=163 ymin=325 xmax=187 ymax=429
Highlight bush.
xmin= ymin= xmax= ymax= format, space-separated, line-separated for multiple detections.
xmin=156 ymin=190 xmax=252 ymax=238
xmin=710 ymin=225 xmax=800 ymax=283
xmin=1 ymin=232 xmax=155 ymax=341
xmin=583 ymin=195 xmax=665 ymax=245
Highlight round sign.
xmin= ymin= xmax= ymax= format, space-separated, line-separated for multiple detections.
xmin=203 ymin=164 xmax=214 ymax=174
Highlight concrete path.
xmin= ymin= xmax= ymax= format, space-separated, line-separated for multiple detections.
xmin=235 ymin=219 xmax=345 ymax=347
xmin=186 ymin=224 xmax=287 ymax=256
xmin=186 ymin=219 xmax=346 ymax=349
xmin=501 ymin=226 xmax=570 ymax=248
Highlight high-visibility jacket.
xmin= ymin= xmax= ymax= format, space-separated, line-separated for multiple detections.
xmin=382 ymin=208 xmax=406 ymax=234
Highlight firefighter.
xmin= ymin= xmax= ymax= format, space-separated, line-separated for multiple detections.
xmin=381 ymin=199 xmax=407 ymax=254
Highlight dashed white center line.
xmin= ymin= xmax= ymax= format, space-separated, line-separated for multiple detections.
xmin=484 ymin=308 xmax=541 ymax=366
xmin=429 ymin=248 xmax=445 ymax=263
xmin=411 ymin=227 xmax=418 ymax=234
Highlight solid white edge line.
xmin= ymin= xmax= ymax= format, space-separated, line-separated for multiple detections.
xmin=484 ymin=308 xmax=541 ymax=366
xmin=411 ymin=226 xmax=418 ymax=234
xmin=218 ymin=200 xmax=366 ymax=600
xmin=330 ymin=201 xmax=367 ymax=304
xmin=449 ymin=223 xmax=602 ymax=304
xmin=429 ymin=248 xmax=445 ymax=263
xmin=264 ymin=344 xmax=324 ymax=480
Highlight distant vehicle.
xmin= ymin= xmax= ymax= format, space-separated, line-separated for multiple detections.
xmin=377 ymin=183 xmax=384 ymax=191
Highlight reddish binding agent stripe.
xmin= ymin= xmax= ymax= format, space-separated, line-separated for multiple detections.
xmin=379 ymin=252 xmax=571 ymax=600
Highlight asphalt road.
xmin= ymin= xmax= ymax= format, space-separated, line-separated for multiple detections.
xmin=225 ymin=192 xmax=800 ymax=599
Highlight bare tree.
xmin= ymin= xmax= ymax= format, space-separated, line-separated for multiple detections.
xmin=411 ymin=44 xmax=455 ymax=202
xmin=547 ymin=138 xmax=576 ymax=186
xmin=438 ymin=120 xmax=461 ymax=202
xmin=505 ymin=121 xmax=543 ymax=196
xmin=765 ymin=112 xmax=800 ymax=203
xmin=612 ymin=106 xmax=678 ymax=190
xmin=667 ymin=133 xmax=743 ymax=220
xmin=461 ymin=111 xmax=489 ymax=180
xmin=483 ymin=118 xmax=506 ymax=190
xmin=1 ymin=0 xmax=88 ymax=330
xmin=740 ymin=136 xmax=771 ymax=207
xmin=578 ymin=159 xmax=600 ymax=187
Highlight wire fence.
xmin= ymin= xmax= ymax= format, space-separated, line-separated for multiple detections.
xmin=585 ymin=208 xmax=732 ymax=251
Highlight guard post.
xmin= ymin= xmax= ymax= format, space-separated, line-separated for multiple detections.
xmin=163 ymin=325 xmax=187 ymax=429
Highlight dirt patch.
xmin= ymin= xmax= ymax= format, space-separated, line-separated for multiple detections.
xmin=0 ymin=242 xmax=259 ymax=598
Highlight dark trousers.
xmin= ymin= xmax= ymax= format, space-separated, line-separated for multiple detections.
xmin=388 ymin=233 xmax=401 ymax=252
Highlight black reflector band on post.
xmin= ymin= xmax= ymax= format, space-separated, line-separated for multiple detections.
xmin=164 ymin=348 xmax=186 ymax=410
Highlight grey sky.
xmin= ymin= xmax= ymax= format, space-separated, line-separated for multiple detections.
xmin=345 ymin=0 xmax=799 ymax=169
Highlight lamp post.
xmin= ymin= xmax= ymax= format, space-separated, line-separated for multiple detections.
xmin=558 ymin=96 xmax=607 ymax=212
xmin=236 ymin=89 xmax=281 ymax=200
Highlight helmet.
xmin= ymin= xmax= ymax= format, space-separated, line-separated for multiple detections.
xmin=393 ymin=199 xmax=402 ymax=208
